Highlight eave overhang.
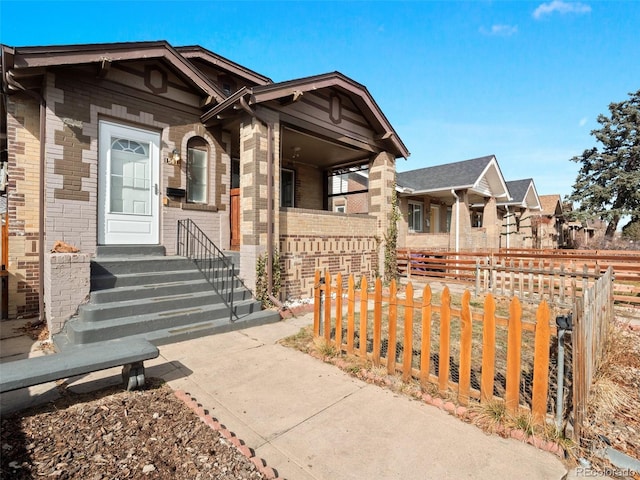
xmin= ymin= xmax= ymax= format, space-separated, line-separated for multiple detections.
xmin=201 ymin=72 xmax=410 ymax=159
xmin=6 ymin=41 xmax=225 ymax=105
xmin=176 ymin=46 xmax=272 ymax=86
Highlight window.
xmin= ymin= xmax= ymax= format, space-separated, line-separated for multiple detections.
xmin=408 ymin=202 xmax=423 ymax=232
xmin=187 ymin=138 xmax=208 ymax=203
xmin=281 ymin=168 xmax=295 ymax=207
xmin=471 ymin=211 xmax=483 ymax=228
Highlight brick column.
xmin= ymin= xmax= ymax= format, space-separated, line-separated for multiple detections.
xmin=238 ymin=108 xmax=280 ymax=292
xmin=450 ymin=189 xmax=472 ymax=251
xmin=482 ymin=196 xmax=499 ymax=249
xmin=369 ymin=151 xmax=396 ymax=279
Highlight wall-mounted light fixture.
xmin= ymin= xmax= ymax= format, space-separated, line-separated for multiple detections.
xmin=291 ymin=146 xmax=301 ymax=159
xmin=165 ymin=149 xmax=182 ymax=165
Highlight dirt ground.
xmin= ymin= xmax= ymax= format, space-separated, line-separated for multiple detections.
xmin=0 ymin=379 xmax=267 ymax=480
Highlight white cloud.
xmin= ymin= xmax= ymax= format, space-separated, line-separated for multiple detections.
xmin=579 ymin=117 xmax=588 ymax=127
xmin=533 ymin=1 xmax=591 ymax=19
xmin=480 ymin=24 xmax=518 ymax=36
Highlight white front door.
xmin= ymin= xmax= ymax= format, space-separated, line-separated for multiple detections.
xmin=98 ymin=121 xmax=160 ymax=245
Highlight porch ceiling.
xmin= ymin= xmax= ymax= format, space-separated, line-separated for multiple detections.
xmin=282 ymin=126 xmax=371 ymax=170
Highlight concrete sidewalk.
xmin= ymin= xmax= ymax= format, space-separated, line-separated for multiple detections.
xmin=146 ymin=314 xmax=568 ymax=480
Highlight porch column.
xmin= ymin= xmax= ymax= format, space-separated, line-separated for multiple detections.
xmin=482 ymin=196 xmax=499 ymax=250
xmin=238 ymin=108 xmax=280 ymax=292
xmin=369 ymin=151 xmax=396 ymax=279
xmin=450 ymin=189 xmax=472 ymax=251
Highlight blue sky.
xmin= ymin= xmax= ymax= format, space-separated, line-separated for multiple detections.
xmin=1 ymin=0 xmax=639 ymax=199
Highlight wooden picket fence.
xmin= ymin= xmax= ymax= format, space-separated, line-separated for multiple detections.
xmin=312 ymin=270 xmax=560 ymax=425
xmin=572 ymin=266 xmax=614 ymax=439
xmin=398 ymin=248 xmax=640 ymax=307
xmin=475 ymin=259 xmax=600 ymax=307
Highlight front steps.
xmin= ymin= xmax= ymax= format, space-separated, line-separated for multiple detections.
xmin=53 ymin=247 xmax=280 ymax=351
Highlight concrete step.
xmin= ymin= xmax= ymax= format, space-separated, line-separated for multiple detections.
xmin=79 ymin=288 xmax=254 ymax=322
xmin=90 ymin=279 xmax=253 ymax=304
xmin=91 ymin=268 xmax=207 ymax=290
xmin=91 ymin=256 xmax=195 ymax=276
xmin=54 ymin=308 xmax=280 ymax=351
xmin=96 ymin=245 xmax=167 ymax=257
xmin=59 ymin=299 xmax=265 ymax=345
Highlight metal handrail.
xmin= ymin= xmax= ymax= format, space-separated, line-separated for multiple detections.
xmin=177 ymin=218 xmax=240 ymax=323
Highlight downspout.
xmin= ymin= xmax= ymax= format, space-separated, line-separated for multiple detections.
xmin=5 ymin=70 xmax=46 ymax=322
xmin=451 ymin=189 xmax=459 ymax=253
xmin=238 ymin=96 xmax=283 ymax=309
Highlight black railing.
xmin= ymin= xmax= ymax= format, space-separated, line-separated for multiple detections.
xmin=177 ymin=219 xmax=239 ymax=323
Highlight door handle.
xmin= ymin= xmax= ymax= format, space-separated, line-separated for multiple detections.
xmin=154 ymin=183 xmax=158 ymax=195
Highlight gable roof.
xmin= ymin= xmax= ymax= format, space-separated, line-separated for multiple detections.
xmin=538 ymin=194 xmax=564 ymax=216
xmin=4 ymin=41 xmax=225 ymax=104
xmin=396 ymin=155 xmax=510 ymax=199
xmin=500 ymin=179 xmax=542 ymax=210
xmin=176 ymin=45 xmax=272 ymax=86
xmin=201 ymin=71 xmax=410 ymax=159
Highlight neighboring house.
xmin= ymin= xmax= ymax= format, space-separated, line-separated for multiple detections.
xmin=396 ymin=155 xmax=510 ymax=251
xmin=329 ymin=170 xmax=369 ymax=214
xmin=531 ymin=194 xmax=567 ymax=249
xmin=498 ymin=178 xmax=542 ymax=249
xmin=1 ymin=41 xmax=408 ymax=320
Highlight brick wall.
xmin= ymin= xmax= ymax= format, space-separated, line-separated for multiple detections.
xmin=5 ymin=69 xmax=231 ymax=319
xmin=6 ymin=94 xmax=41 ymax=318
xmin=279 ymin=208 xmax=378 ymax=299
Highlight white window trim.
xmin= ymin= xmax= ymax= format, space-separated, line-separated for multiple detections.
xmin=408 ymin=201 xmax=424 ymax=233
xmin=187 ymin=146 xmax=208 ymax=204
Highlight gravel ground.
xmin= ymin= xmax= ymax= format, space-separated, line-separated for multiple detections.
xmin=0 ymin=379 xmax=267 ymax=480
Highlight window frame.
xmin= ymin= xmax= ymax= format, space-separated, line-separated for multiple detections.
xmin=408 ymin=201 xmax=424 ymax=233
xmin=281 ymin=168 xmax=295 ymax=208
xmin=186 ymin=140 xmax=208 ymax=204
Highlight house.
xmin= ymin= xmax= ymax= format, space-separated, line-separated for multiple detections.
xmin=396 ymin=155 xmax=510 ymax=252
xmin=531 ymin=194 xmax=567 ymax=249
xmin=497 ymin=178 xmax=542 ymax=249
xmin=0 ymin=41 xmax=408 ymax=327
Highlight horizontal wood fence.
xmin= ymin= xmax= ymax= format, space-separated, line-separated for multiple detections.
xmin=398 ymin=248 xmax=640 ymax=307
xmin=313 ymin=270 xmax=562 ymax=425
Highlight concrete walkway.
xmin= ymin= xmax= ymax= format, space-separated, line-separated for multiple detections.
xmin=1 ymin=314 xmax=569 ymax=479
xmin=149 ymin=314 xmax=567 ymax=480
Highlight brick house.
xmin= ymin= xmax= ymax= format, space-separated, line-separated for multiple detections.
xmin=396 ymin=155 xmax=511 ymax=252
xmin=0 ymin=41 xmax=408 ymax=322
xmin=531 ymin=194 xmax=568 ymax=249
xmin=498 ymin=178 xmax=542 ymax=249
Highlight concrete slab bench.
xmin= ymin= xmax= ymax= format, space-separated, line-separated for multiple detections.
xmin=0 ymin=338 xmax=159 ymax=394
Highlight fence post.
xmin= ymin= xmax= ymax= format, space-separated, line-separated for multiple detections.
xmin=505 ymin=296 xmax=522 ymax=413
xmin=346 ymin=275 xmax=355 ymax=354
xmin=458 ymin=290 xmax=472 ymax=406
xmin=532 ymin=300 xmax=551 ymax=424
xmin=402 ymin=282 xmax=414 ymax=382
xmin=359 ymin=276 xmax=369 ymax=357
xmin=438 ymin=287 xmax=451 ymax=395
xmin=313 ymin=270 xmax=321 ymax=337
xmin=387 ymin=279 xmax=398 ymax=375
xmin=335 ymin=273 xmax=343 ymax=351
xmin=481 ymin=294 xmax=496 ymax=403
xmin=420 ymin=285 xmax=432 ymax=388
xmin=324 ymin=271 xmax=332 ymax=341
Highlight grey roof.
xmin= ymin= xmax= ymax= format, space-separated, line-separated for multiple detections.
xmin=397 ymin=155 xmax=495 ymax=192
xmin=504 ymin=179 xmax=534 ymax=204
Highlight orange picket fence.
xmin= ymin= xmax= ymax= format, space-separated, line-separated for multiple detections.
xmin=313 ymin=270 xmax=561 ymax=425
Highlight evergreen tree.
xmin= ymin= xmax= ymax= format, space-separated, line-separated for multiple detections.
xmin=568 ymin=90 xmax=640 ymax=238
